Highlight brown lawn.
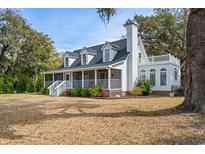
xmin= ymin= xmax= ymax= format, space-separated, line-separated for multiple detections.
xmin=0 ymin=94 xmax=204 ymax=145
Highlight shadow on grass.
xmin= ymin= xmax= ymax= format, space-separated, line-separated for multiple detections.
xmin=150 ymin=134 xmax=205 ymax=145
xmin=0 ymin=98 xmax=203 ymax=144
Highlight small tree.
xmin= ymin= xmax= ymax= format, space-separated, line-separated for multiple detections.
xmin=135 ymin=79 xmax=152 ymax=96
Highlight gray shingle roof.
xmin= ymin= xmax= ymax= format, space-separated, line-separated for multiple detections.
xmin=81 ymin=47 xmax=97 ymax=55
xmin=109 ymin=42 xmax=120 ymax=50
xmin=65 ymin=51 xmax=78 ymax=58
xmin=45 ymin=39 xmax=128 ymax=73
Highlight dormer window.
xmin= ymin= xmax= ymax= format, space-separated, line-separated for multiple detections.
xmin=80 ymin=47 xmax=97 ymax=65
xmin=105 ymin=49 xmax=110 ymax=62
xmin=82 ymin=54 xmax=87 ymax=65
xmin=102 ymin=41 xmax=119 ymax=62
xmin=65 ymin=57 xmax=69 ymax=67
xmin=64 ymin=51 xmax=78 ymax=67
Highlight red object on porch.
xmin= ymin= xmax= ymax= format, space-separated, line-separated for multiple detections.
xmin=100 ymin=90 xmax=110 ymax=97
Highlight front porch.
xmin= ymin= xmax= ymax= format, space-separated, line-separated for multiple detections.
xmin=44 ymin=68 xmax=122 ymax=96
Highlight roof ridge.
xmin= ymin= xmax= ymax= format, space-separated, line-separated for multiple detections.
xmin=73 ymin=38 xmax=126 ymax=53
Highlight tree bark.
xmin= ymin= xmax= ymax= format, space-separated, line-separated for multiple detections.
xmin=183 ymin=9 xmax=205 ymax=113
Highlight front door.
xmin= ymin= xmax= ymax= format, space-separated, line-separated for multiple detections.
xmin=65 ymin=74 xmax=70 ymax=81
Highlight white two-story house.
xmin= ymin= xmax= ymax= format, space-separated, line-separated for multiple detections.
xmin=43 ymin=19 xmax=181 ymax=97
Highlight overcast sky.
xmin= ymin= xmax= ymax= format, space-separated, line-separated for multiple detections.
xmin=19 ymin=8 xmax=153 ymax=52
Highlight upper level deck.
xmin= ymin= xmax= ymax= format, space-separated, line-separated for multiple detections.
xmin=139 ymin=54 xmax=180 ymax=66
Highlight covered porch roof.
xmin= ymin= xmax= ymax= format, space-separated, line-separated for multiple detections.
xmin=42 ymin=59 xmax=126 ymax=74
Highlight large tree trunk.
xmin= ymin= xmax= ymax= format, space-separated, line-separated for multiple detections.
xmin=183 ymin=9 xmax=205 ymax=113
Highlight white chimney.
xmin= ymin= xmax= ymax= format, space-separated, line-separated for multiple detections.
xmin=124 ymin=19 xmax=139 ymax=90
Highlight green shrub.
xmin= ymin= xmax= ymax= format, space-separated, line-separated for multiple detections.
xmin=16 ymin=76 xmax=28 ymax=93
xmin=143 ymin=80 xmax=152 ymax=96
xmin=131 ymin=86 xmax=143 ymax=96
xmin=70 ymin=88 xmax=81 ymax=96
xmin=135 ymin=79 xmax=152 ymax=96
xmin=26 ymin=78 xmax=35 ymax=92
xmin=0 ymin=74 xmax=44 ymax=94
xmin=89 ymin=85 xmax=100 ymax=97
xmin=41 ymin=87 xmax=49 ymax=95
xmin=36 ymin=76 xmax=44 ymax=92
xmin=80 ymin=88 xmax=90 ymax=97
xmin=0 ymin=75 xmax=14 ymax=93
xmin=3 ymin=76 xmax=14 ymax=93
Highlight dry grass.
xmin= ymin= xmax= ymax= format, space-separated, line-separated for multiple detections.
xmin=0 ymin=94 xmax=204 ymax=145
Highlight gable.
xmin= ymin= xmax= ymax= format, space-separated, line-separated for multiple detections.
xmin=138 ymin=37 xmax=148 ymax=63
xmin=102 ymin=43 xmax=118 ymax=62
xmin=63 ymin=52 xmax=78 ymax=67
xmin=80 ymin=47 xmax=97 ymax=65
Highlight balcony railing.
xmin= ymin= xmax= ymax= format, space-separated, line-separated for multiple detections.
xmin=148 ymin=54 xmax=169 ymax=62
xmin=147 ymin=54 xmax=180 ymax=65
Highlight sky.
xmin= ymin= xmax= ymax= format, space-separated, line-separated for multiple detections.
xmin=19 ymin=8 xmax=154 ymax=52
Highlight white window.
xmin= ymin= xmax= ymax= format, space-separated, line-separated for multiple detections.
xmin=174 ymin=68 xmax=178 ymax=80
xmin=139 ymin=70 xmax=146 ymax=80
xmin=82 ymin=54 xmax=87 ymax=65
xmin=160 ymin=68 xmax=167 ymax=86
xmin=105 ymin=49 xmax=110 ymax=62
xmin=139 ymin=53 xmax=141 ymax=63
xmin=65 ymin=57 xmax=69 ymax=67
xmin=150 ymin=69 xmax=156 ymax=86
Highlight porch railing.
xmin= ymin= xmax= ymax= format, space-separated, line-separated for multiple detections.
xmin=45 ymin=81 xmax=54 ymax=88
xmin=47 ymin=79 xmax=121 ymax=96
xmin=111 ymin=79 xmax=121 ymax=89
xmin=71 ymin=79 xmax=121 ymax=89
xmin=84 ymin=79 xmax=95 ymax=88
xmin=73 ymin=80 xmax=82 ymax=88
xmin=97 ymin=79 xmax=108 ymax=89
xmin=48 ymin=80 xmax=62 ymax=95
xmin=50 ymin=81 xmax=71 ymax=96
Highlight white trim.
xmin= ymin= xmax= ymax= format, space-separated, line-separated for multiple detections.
xmin=42 ymin=60 xmax=126 ymax=74
xmin=101 ymin=41 xmax=110 ymax=50
xmin=71 ymin=72 xmax=73 ymax=88
xmin=52 ymin=74 xmax=54 ymax=82
xmin=65 ymin=73 xmax=71 ymax=81
xmin=94 ymin=69 xmax=97 ymax=85
xmin=139 ymin=61 xmax=179 ymax=67
xmin=111 ymin=61 xmax=124 ymax=67
xmin=108 ymin=67 xmax=111 ymax=90
xmin=82 ymin=71 xmax=84 ymax=88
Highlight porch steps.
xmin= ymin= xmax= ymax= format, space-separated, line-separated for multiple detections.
xmin=48 ymin=81 xmax=71 ymax=96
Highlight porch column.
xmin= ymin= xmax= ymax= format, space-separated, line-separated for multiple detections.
xmin=108 ymin=67 xmax=111 ymax=90
xmin=63 ymin=73 xmax=65 ymax=80
xmin=94 ymin=69 xmax=97 ymax=85
xmin=82 ymin=71 xmax=84 ymax=88
xmin=52 ymin=73 xmax=54 ymax=83
xmin=71 ymin=72 xmax=73 ymax=88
